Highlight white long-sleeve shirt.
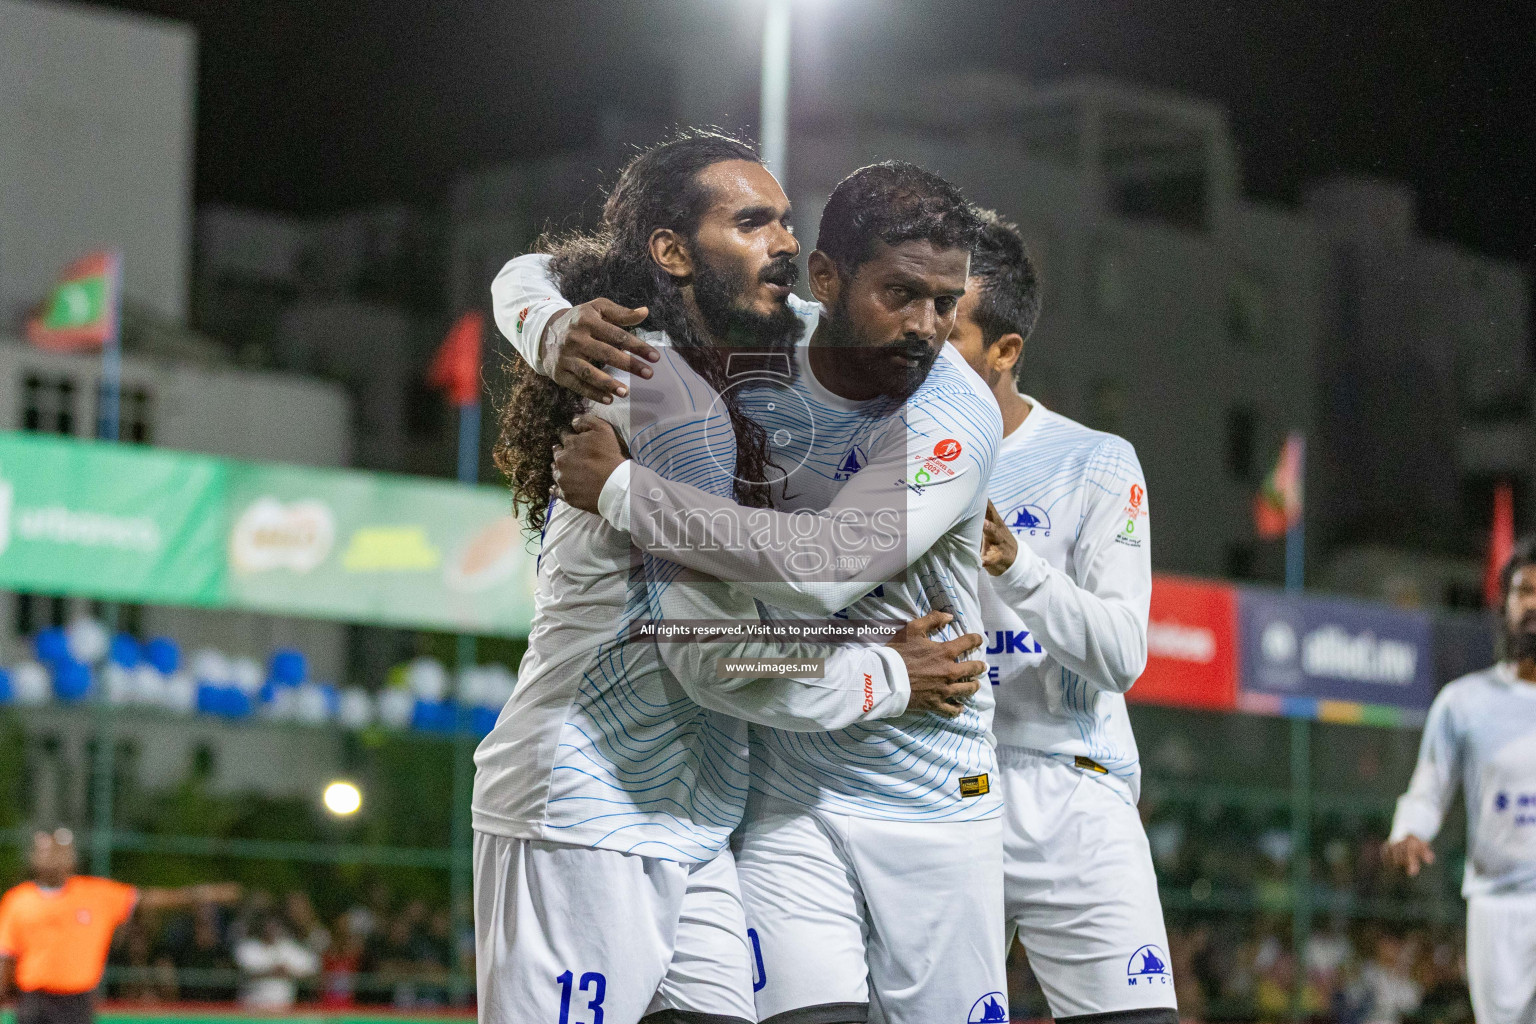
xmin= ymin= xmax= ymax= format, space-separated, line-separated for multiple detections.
xmin=495 ymin=253 xmax=1005 ymax=822
xmin=982 ymin=401 xmax=1152 ymax=802
xmin=1388 ymin=663 xmax=1536 ymax=897
xmin=472 ymin=325 xmax=909 ymax=862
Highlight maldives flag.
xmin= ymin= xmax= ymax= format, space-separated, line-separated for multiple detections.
xmin=1254 ymin=432 xmax=1304 ymax=540
xmin=1484 ymin=481 xmax=1515 ymax=608
xmin=26 ymin=251 xmax=120 ymax=352
xmin=428 ymin=310 xmax=484 ymax=407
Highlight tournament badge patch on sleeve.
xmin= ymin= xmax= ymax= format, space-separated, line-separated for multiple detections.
xmin=959 ymin=773 xmax=989 ymax=798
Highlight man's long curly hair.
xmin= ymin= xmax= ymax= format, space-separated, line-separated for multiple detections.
xmin=495 ymin=130 xmax=783 ymax=532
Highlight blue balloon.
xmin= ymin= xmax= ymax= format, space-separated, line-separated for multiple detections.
xmin=143 ymin=636 xmax=181 ymax=675
xmin=108 ymin=633 xmax=142 ymax=669
xmin=0 ymin=668 xmax=13 ymax=705
xmin=268 ymin=649 xmax=307 ymax=686
xmin=52 ymin=659 xmax=92 ymax=702
xmin=317 ymin=683 xmax=340 ymax=717
xmin=470 ymin=706 xmax=498 ymax=736
xmin=34 ymin=627 xmax=69 ymax=666
xmin=411 ymin=699 xmax=458 ymax=734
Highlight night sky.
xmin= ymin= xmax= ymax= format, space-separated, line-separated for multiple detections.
xmin=96 ymin=0 xmax=1533 ymax=263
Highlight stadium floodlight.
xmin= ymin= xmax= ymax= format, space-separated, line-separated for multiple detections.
xmin=758 ymin=0 xmax=791 ymax=185
xmin=323 ymin=780 xmax=363 ymax=816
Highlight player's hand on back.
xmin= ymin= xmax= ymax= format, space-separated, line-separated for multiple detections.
xmin=1380 ymin=835 xmax=1435 ymax=877
xmin=888 ymin=610 xmax=986 ymax=719
xmin=546 ymin=298 xmax=659 ymax=403
xmin=554 ymin=414 xmax=628 ymax=514
xmin=981 ymin=501 xmax=1018 ymax=576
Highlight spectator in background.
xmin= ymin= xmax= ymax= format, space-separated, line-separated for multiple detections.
xmin=164 ymin=902 xmax=236 ymax=1002
xmin=234 ymin=913 xmax=318 ymax=1011
xmin=283 ymin=891 xmax=330 ymax=958
xmin=1349 ymin=930 xmax=1422 ymax=1024
xmin=319 ymin=914 xmax=365 ymax=1009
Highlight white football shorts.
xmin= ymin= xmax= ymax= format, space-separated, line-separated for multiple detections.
xmin=736 ymin=794 xmax=1008 ymax=1024
xmin=473 ymin=831 xmax=756 ymax=1024
xmin=999 ymin=748 xmax=1177 ymax=1021
xmin=1467 ymin=890 xmax=1536 ymax=1024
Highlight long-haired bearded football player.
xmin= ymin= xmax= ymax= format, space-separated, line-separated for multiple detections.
xmin=502 ymin=161 xmax=1012 ymax=1024
xmin=473 ymin=134 xmax=987 ymax=1024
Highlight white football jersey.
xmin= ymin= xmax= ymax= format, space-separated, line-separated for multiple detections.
xmin=982 ymin=402 xmax=1152 ymax=802
xmin=1390 ymin=663 xmax=1536 ymax=896
xmin=610 ymin=302 xmax=1004 ymax=822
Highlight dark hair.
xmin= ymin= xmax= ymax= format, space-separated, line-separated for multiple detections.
xmin=1497 ymin=533 xmax=1536 ymax=652
xmin=495 ymin=130 xmax=779 ymax=530
xmin=968 ymin=209 xmax=1042 ymax=384
xmin=816 ymin=161 xmax=981 ymax=276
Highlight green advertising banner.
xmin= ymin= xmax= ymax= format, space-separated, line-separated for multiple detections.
xmin=0 ymin=433 xmax=539 ymax=637
xmin=0 ymin=433 xmax=226 ymax=606
xmin=223 ymin=462 xmax=537 ymax=636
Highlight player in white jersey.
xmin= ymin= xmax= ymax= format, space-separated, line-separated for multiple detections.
xmin=945 ymin=211 xmax=1177 ymax=1024
xmin=474 ymin=135 xmax=985 ymax=1024
xmin=1384 ymin=537 xmax=1536 ymax=1024
xmin=544 ymin=164 xmax=1008 ymax=1024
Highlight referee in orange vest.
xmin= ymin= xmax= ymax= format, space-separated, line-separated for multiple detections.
xmin=0 ymin=829 xmax=239 ymax=1024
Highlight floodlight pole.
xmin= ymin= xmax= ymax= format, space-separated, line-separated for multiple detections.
xmin=90 ymin=252 xmax=126 ymax=876
xmin=759 ymin=0 xmax=791 ymax=185
xmin=449 ymin=400 xmax=480 ymax=993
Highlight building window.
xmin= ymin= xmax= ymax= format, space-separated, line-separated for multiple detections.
xmin=121 ymin=387 xmax=153 ymax=444
xmin=21 ymin=374 xmax=78 ymax=435
xmin=15 ymin=593 xmax=68 ymax=637
xmin=1225 ymin=406 xmax=1257 ymax=482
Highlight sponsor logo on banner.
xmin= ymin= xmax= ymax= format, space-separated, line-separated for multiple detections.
xmin=444 ymin=515 xmax=524 ymax=592
xmin=1239 ymin=590 xmax=1433 ymax=711
xmin=0 ymin=466 xmax=162 ymax=555
xmin=341 ymin=526 xmax=440 ymax=572
xmin=230 ymin=497 xmax=334 ymax=573
xmin=1131 ymin=576 xmax=1238 ymax=710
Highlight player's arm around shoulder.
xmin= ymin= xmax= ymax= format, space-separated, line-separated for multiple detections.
xmin=490 ymin=253 xmax=659 ymax=403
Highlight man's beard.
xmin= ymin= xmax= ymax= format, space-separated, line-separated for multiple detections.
xmin=1509 ymin=612 xmax=1536 ymax=661
xmin=691 ymin=249 xmax=803 ymax=351
xmin=822 ymin=293 xmax=939 ymax=403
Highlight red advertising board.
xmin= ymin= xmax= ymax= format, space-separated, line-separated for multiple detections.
xmin=1128 ymin=575 xmax=1239 ymax=710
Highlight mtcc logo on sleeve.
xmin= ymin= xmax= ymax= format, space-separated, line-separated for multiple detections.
xmin=1128 ymin=944 xmax=1171 ymax=986
xmin=968 ymin=992 xmax=1009 ymax=1023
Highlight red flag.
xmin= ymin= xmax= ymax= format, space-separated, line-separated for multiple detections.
xmin=1253 ymin=432 xmax=1304 ymax=540
xmin=26 ymin=251 xmax=119 ymax=352
xmin=1485 ymin=481 xmax=1515 ymax=608
xmin=428 ymin=311 xmax=484 ymax=407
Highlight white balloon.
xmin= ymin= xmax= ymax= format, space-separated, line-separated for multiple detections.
xmin=162 ymin=673 xmax=196 ymax=714
xmin=190 ymin=649 xmax=233 ymax=685
xmin=132 ymin=665 xmax=166 ymax=705
xmin=231 ymin=657 xmax=264 ymax=695
xmin=294 ymin=684 xmax=331 ymax=725
xmin=378 ymin=687 xmax=415 ymax=730
xmin=486 ymin=665 xmax=517 ymax=707
xmin=65 ymin=619 xmax=111 ymax=665
xmin=264 ymin=686 xmax=299 ymax=721
xmin=338 ymin=688 xmax=374 ymax=730
xmin=101 ymin=664 xmax=136 ymax=706
xmin=11 ymin=662 xmax=51 ymax=706
xmin=406 ymin=657 xmax=449 ymax=702
xmin=454 ymin=665 xmax=486 ymax=706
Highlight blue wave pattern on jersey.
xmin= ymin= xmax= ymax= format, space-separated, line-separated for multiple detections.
xmin=736 ymin=349 xmax=1004 ymax=820
xmin=988 ymin=412 xmax=1142 ymax=787
xmin=544 ymin=347 xmax=750 ymax=860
